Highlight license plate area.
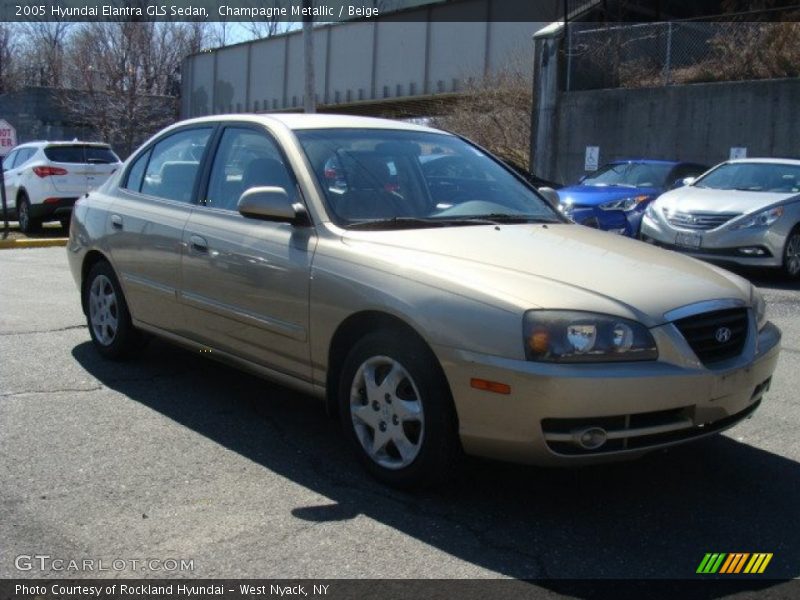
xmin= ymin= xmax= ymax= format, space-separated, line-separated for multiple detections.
xmin=675 ymin=231 xmax=702 ymax=249
xmin=711 ymin=365 xmax=751 ymax=399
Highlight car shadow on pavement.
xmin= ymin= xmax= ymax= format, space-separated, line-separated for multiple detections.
xmin=73 ymin=338 xmax=798 ymax=594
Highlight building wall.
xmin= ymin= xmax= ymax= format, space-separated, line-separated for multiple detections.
xmin=0 ymin=88 xmax=94 ymax=147
xmin=550 ymin=78 xmax=800 ymax=184
xmin=0 ymin=87 xmax=176 ymax=159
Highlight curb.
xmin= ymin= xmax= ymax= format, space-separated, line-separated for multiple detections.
xmin=0 ymin=238 xmax=69 ymax=249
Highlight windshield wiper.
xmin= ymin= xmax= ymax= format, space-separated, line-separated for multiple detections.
xmin=346 ymin=217 xmax=450 ymax=230
xmin=456 ymin=213 xmax=560 ymax=224
xmin=346 ymin=213 xmax=559 ymax=230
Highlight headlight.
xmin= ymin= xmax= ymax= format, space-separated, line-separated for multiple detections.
xmin=599 ymin=195 xmax=650 ymax=212
xmin=645 ymin=202 xmax=659 ymax=220
xmin=751 ymin=286 xmax=767 ymax=331
xmin=732 ymin=206 xmax=783 ymax=230
xmin=523 ymin=310 xmax=658 ymax=363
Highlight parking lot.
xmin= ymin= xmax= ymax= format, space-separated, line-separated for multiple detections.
xmin=1 ymin=247 xmax=799 ymax=584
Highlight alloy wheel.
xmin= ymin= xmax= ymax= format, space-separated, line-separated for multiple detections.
xmin=89 ymin=274 xmax=119 ymax=346
xmin=349 ymin=356 xmax=425 ymax=470
xmin=18 ymin=199 xmax=29 ymax=232
xmin=786 ymin=233 xmax=800 ymax=277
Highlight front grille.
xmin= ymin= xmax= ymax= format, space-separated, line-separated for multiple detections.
xmin=673 ymin=308 xmax=748 ymax=365
xmin=666 ymin=211 xmax=740 ymax=231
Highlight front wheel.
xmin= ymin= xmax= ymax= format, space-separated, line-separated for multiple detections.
xmin=84 ymin=261 xmax=142 ymax=359
xmin=338 ymin=331 xmax=460 ymax=488
xmin=783 ymin=228 xmax=800 ymax=280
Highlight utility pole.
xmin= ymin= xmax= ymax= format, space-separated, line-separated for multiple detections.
xmin=302 ymin=0 xmax=316 ymax=113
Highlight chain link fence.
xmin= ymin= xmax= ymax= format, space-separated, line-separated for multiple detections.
xmin=566 ymin=21 xmax=800 ymax=91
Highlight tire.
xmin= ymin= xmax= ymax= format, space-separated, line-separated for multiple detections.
xmin=17 ymin=194 xmax=40 ymax=234
xmin=783 ymin=227 xmax=800 ymax=280
xmin=83 ymin=261 xmax=142 ymax=360
xmin=338 ymin=330 xmax=461 ymax=488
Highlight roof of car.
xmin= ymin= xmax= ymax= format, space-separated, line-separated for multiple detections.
xmin=177 ymin=113 xmax=446 ymax=134
xmin=14 ymin=140 xmax=112 ymax=147
xmin=609 ymin=159 xmax=690 ymax=166
xmin=725 ymin=158 xmax=800 ymax=165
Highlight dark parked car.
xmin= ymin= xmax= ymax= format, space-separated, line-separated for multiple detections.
xmin=558 ymin=160 xmax=708 ymax=236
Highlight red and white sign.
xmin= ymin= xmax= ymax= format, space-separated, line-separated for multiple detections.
xmin=0 ymin=120 xmax=17 ymax=156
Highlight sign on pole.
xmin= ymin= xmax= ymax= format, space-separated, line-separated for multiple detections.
xmin=0 ymin=119 xmax=15 ymax=234
xmin=584 ymin=146 xmax=600 ymax=171
xmin=730 ymin=147 xmax=747 ymax=160
xmin=0 ymin=119 xmax=17 ymax=156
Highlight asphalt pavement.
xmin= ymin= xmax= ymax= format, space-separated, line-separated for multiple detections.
xmin=1 ymin=248 xmax=799 ymax=592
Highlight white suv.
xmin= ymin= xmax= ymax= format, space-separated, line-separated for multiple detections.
xmin=2 ymin=141 xmax=122 ymax=232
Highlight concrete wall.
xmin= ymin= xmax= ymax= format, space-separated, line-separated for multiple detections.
xmin=550 ymin=78 xmax=800 ymax=185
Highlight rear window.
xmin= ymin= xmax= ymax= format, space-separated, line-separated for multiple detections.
xmin=44 ymin=145 xmax=119 ymax=164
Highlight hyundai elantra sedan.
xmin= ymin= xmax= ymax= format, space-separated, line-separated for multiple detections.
xmin=641 ymin=158 xmax=800 ymax=278
xmin=67 ymin=115 xmax=781 ymax=487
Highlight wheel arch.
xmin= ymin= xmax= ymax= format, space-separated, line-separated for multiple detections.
xmin=324 ymin=310 xmax=452 ymax=419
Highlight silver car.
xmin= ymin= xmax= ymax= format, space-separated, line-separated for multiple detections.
xmin=67 ymin=115 xmax=781 ymax=487
xmin=640 ymin=158 xmax=800 ymax=278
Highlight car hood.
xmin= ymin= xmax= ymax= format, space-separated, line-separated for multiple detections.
xmin=341 ymin=224 xmax=750 ymax=327
xmin=655 ymin=185 xmax=799 ymax=214
xmin=558 ymin=185 xmax=661 ymax=206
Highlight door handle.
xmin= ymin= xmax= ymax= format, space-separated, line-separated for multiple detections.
xmin=189 ymin=234 xmax=208 ymax=253
xmin=111 ymin=214 xmax=123 ymax=230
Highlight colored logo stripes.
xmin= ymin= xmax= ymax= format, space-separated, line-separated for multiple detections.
xmin=697 ymin=553 xmax=773 ymax=574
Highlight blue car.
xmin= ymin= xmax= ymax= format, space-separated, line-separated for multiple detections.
xmin=558 ymin=160 xmax=708 ymax=236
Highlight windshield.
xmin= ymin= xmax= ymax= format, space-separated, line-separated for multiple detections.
xmin=582 ymin=163 xmax=673 ymax=188
xmin=694 ymin=162 xmax=800 ymax=193
xmin=294 ymin=128 xmax=562 ymax=228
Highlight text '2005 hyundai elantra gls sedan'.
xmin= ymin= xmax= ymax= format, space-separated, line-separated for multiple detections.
xmin=67 ymin=115 xmax=781 ymax=487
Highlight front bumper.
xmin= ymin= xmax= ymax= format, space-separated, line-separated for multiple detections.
xmin=564 ymin=205 xmax=640 ymax=237
xmin=434 ymin=318 xmax=781 ymax=466
xmin=640 ymin=213 xmax=785 ymax=269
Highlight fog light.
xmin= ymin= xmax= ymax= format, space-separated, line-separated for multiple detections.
xmin=574 ymin=427 xmax=608 ymax=450
xmin=738 ymin=247 xmax=766 ymax=256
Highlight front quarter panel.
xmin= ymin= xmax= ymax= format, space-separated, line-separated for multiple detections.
xmin=308 ymin=236 xmax=525 ymax=387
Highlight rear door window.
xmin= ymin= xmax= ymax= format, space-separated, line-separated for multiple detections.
xmin=140 ymin=128 xmax=213 ymax=203
xmin=2 ymin=150 xmax=18 ymax=170
xmin=44 ymin=145 xmax=119 ymax=164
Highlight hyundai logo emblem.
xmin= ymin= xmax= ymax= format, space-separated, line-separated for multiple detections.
xmin=715 ymin=327 xmax=732 ymax=343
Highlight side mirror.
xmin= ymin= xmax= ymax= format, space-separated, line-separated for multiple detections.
xmin=238 ymin=186 xmax=300 ymax=223
xmin=681 ymin=176 xmax=696 ymax=187
xmin=537 ymin=186 xmax=561 ymax=210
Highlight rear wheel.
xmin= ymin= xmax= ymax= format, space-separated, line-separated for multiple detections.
xmin=338 ymin=330 xmax=460 ymax=488
xmin=17 ymin=194 xmax=40 ymax=234
xmin=783 ymin=228 xmax=800 ymax=280
xmin=84 ymin=261 xmax=142 ymax=359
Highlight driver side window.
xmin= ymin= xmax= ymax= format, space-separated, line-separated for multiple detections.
xmin=205 ymin=127 xmax=296 ymax=212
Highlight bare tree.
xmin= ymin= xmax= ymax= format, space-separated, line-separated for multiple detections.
xmin=240 ymin=0 xmax=288 ymax=40
xmin=62 ymin=22 xmax=208 ymax=156
xmin=17 ymin=22 xmax=72 ymax=87
xmin=0 ymin=23 xmax=19 ymax=94
xmin=431 ymin=52 xmax=534 ymax=169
